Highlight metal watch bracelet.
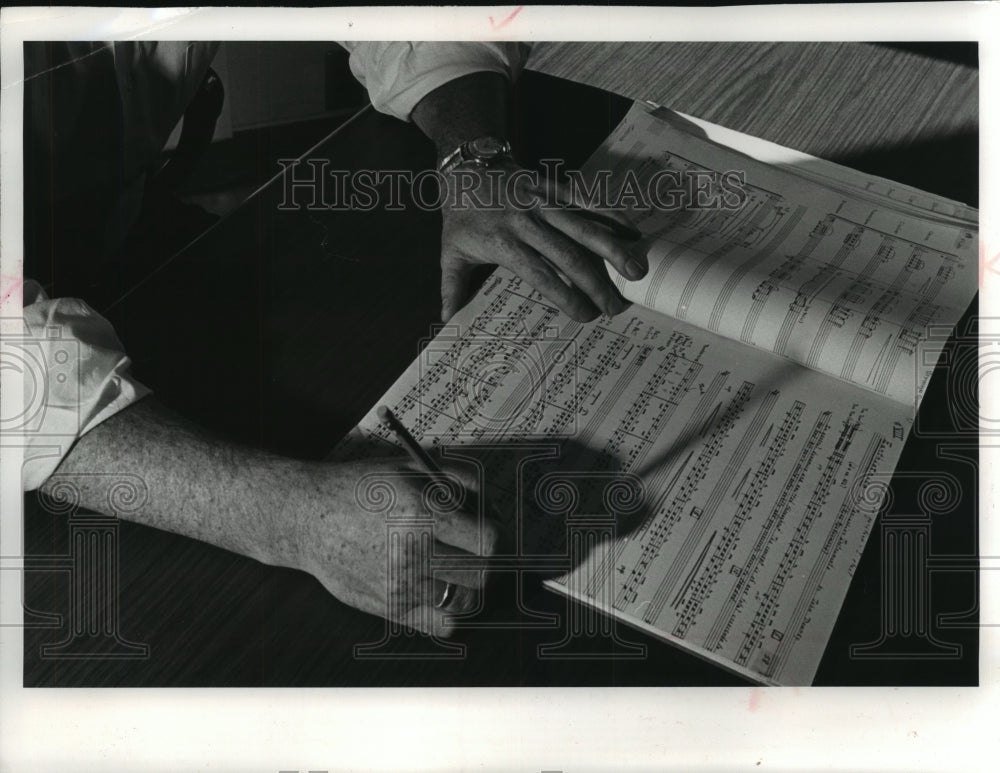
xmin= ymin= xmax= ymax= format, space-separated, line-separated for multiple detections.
xmin=438 ymin=136 xmax=513 ymax=175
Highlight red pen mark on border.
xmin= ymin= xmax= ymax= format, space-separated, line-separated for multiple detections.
xmin=489 ymin=6 xmax=523 ymax=29
xmin=980 ymin=241 xmax=1000 ymax=288
xmin=0 ymin=276 xmax=23 ymax=311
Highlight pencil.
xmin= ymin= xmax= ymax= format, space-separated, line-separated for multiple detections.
xmin=378 ymin=405 xmax=502 ymax=535
xmin=376 ymin=405 xmax=443 ymax=477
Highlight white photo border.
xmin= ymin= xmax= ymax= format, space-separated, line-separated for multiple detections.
xmin=1 ymin=5 xmax=997 ymax=771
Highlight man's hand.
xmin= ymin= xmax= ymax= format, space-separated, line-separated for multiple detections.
xmin=410 ymin=70 xmax=648 ymax=324
xmin=439 ymin=160 xmax=647 ymax=322
xmin=289 ymin=456 xmax=499 ymax=636
xmin=38 ymin=398 xmax=499 ymax=638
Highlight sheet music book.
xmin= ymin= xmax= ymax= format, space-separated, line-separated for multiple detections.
xmin=331 ymin=102 xmax=978 ymax=685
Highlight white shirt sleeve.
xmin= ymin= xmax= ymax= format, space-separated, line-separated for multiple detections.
xmin=19 ymin=280 xmax=151 ymax=491
xmin=341 ymin=42 xmax=531 ymax=122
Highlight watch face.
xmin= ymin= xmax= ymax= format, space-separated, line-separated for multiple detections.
xmin=469 ymin=136 xmax=505 ymax=159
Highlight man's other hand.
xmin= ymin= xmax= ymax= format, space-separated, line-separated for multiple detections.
xmin=439 ymin=160 xmax=647 ymax=323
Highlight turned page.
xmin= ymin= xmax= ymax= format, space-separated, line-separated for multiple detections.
xmin=583 ymin=103 xmax=978 ymax=408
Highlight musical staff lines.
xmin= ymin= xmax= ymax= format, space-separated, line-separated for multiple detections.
xmin=736 ymin=409 xmax=860 ymax=676
xmin=646 ymin=387 xmax=776 ymax=628
xmin=773 ymin=226 xmax=864 ymax=356
xmin=741 ymin=214 xmax=833 ymax=345
xmin=708 ymin=204 xmax=805 ymax=333
xmin=764 ymin=432 xmax=888 ymax=681
xmin=701 ymin=400 xmax=805 ymax=651
xmin=616 ymin=379 xmax=754 ymax=609
xmin=674 ymin=196 xmax=783 ymax=322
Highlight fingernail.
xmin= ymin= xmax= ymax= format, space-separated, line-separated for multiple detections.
xmin=606 ymin=295 xmax=629 ymax=317
xmin=625 ymin=258 xmax=646 ymax=280
xmin=574 ymin=299 xmax=602 ymax=322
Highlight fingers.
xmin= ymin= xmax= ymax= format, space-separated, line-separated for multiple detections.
xmin=432 ymin=540 xmax=492 ymax=590
xmin=384 ymin=458 xmax=497 ymax=557
xmin=520 ymin=215 xmax=631 ymax=318
xmin=506 ymin=241 xmax=602 ymax=321
xmin=433 ymin=500 xmax=500 ymax=556
xmin=440 ymin=167 xmax=648 ymax=323
xmin=377 ymin=538 xmax=487 ymax=636
xmin=401 ymin=603 xmax=468 ymax=638
xmin=441 ymin=251 xmax=476 ymax=322
xmin=538 ymin=205 xmax=648 ymax=282
xmin=542 ymin=177 xmax=642 ymax=237
xmin=443 ymin=220 xmax=601 ymax=322
xmin=521 ymin=178 xmax=646 ymax=295
xmin=403 ymin=500 xmax=495 ymax=634
xmin=429 ymin=577 xmax=481 ymax=614
xmin=396 ymin=570 xmax=483 ymax=637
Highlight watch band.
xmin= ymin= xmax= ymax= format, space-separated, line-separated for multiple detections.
xmin=438 ymin=136 xmax=513 ymax=174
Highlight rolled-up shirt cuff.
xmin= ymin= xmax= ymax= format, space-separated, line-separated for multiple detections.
xmin=20 ymin=280 xmax=151 ymax=491
xmin=342 ymin=41 xmax=529 ymax=122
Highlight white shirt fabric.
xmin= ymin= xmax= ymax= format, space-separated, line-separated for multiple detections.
xmin=19 ymin=281 xmax=152 ymax=490
xmin=20 ymin=41 xmax=523 ymax=490
xmin=341 ymin=42 xmax=529 ymax=121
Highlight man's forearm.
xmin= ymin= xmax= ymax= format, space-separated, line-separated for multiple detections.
xmin=38 ymin=396 xmax=305 ymax=568
xmin=410 ymin=71 xmax=511 ymax=159
xmin=36 ymin=395 xmax=499 ymax=634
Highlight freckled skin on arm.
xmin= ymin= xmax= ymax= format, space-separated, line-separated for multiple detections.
xmin=39 ymin=397 xmax=497 ymax=635
xmin=40 ymin=397 xmax=308 ymax=567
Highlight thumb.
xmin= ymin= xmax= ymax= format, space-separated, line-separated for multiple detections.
xmin=441 ymin=254 xmax=475 ymax=322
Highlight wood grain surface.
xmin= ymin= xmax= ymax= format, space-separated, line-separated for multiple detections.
xmin=527 ymin=42 xmax=977 ymax=159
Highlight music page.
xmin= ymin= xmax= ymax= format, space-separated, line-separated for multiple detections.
xmin=589 ymin=104 xmax=977 ymax=407
xmin=334 ymin=270 xmax=911 ymax=684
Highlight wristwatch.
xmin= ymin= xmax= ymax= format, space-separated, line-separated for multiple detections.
xmin=438 ymin=136 xmax=513 ymax=174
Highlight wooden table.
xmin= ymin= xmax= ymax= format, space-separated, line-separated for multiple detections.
xmin=23 ymin=44 xmax=978 ymax=687
xmin=528 ymin=42 xmax=977 ymax=162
